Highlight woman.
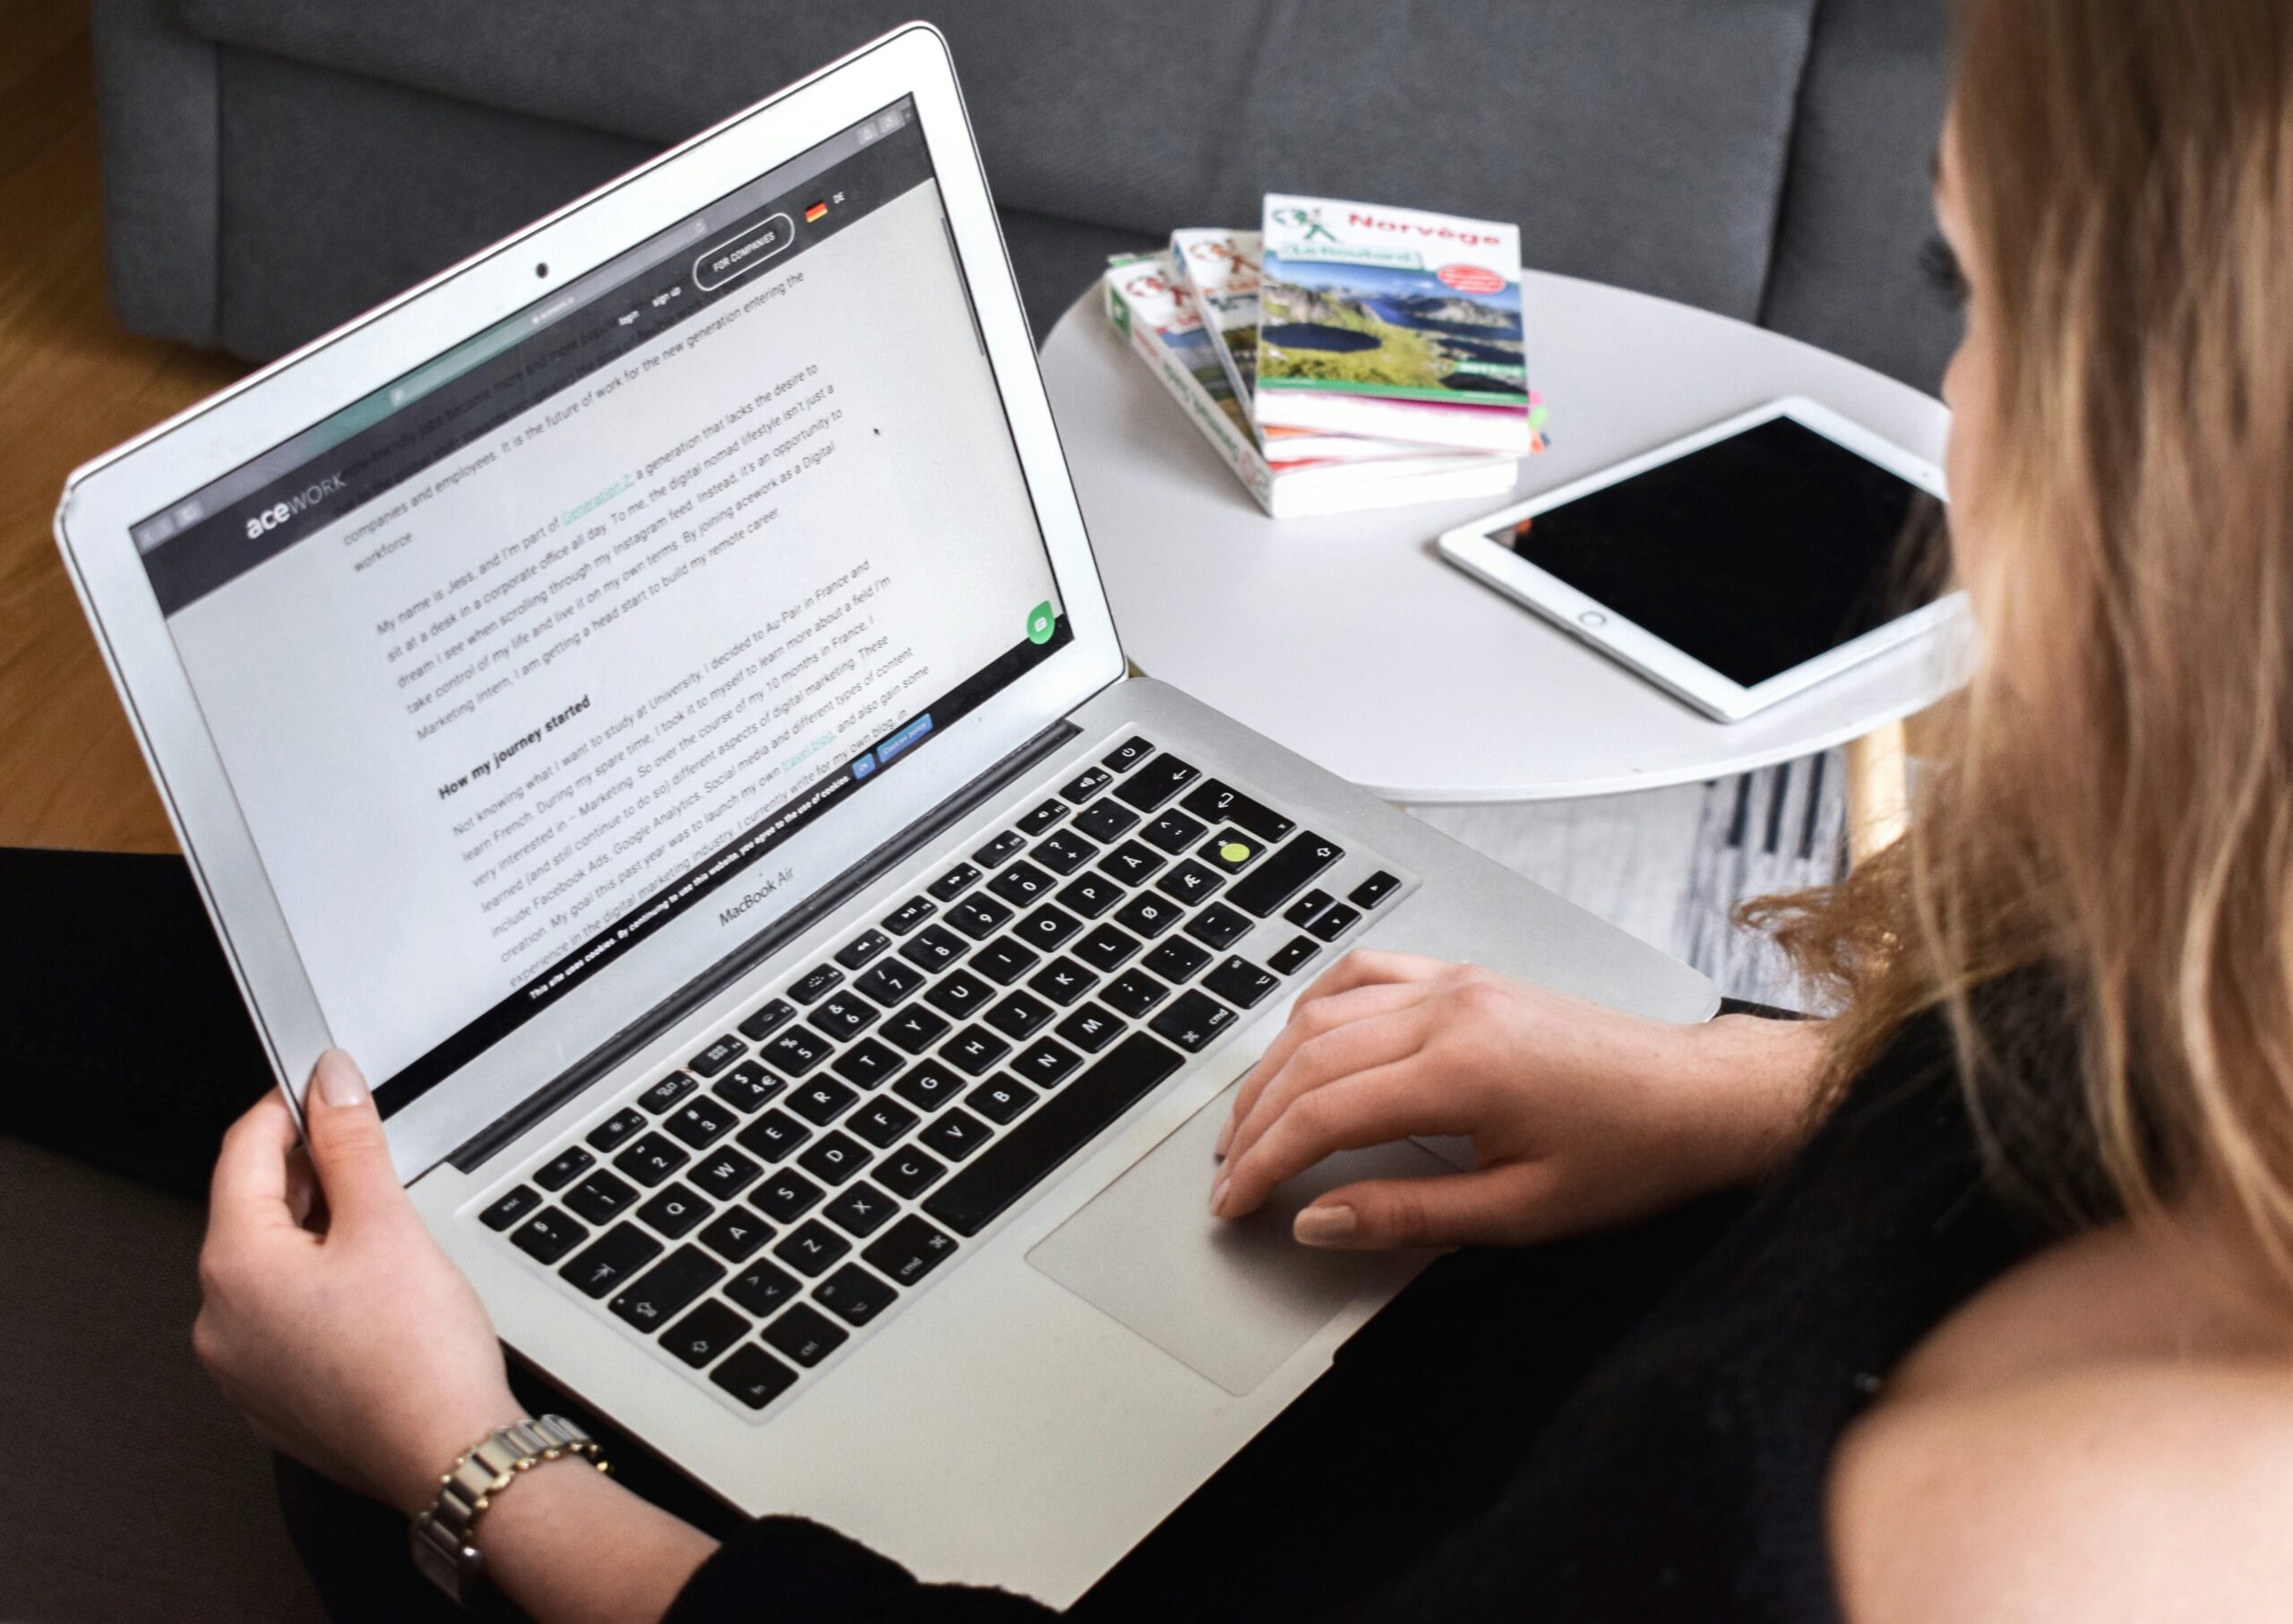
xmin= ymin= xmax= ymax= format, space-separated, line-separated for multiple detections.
xmin=192 ymin=1 xmax=2293 ymax=1618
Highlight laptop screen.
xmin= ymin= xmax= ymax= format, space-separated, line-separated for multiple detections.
xmin=125 ymin=99 xmax=1068 ymax=1117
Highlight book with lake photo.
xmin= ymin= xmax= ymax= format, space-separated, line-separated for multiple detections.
xmin=1254 ymin=193 xmax=1531 ymax=455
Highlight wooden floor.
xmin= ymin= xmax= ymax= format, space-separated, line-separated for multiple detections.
xmin=0 ymin=0 xmax=245 ymax=853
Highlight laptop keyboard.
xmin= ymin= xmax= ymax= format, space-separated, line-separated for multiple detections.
xmin=471 ymin=739 xmax=1405 ymax=1415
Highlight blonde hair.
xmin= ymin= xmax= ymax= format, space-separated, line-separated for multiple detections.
xmin=1752 ymin=0 xmax=2293 ymax=1284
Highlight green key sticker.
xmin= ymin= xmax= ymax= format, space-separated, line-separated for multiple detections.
xmin=1026 ymin=601 xmax=1056 ymax=644
xmin=1218 ymin=841 xmax=1252 ymax=865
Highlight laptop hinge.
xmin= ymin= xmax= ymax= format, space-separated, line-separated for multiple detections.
xmin=446 ymin=717 xmax=1083 ymax=1173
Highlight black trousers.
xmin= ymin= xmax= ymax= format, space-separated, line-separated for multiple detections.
xmin=279 ymin=1190 xmax=1745 ymax=1623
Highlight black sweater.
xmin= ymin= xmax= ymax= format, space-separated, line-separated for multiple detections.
xmin=664 ymin=1007 xmax=2037 ymax=1623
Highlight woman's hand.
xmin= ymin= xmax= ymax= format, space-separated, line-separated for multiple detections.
xmin=1210 ymin=950 xmax=1829 ymax=1250
xmin=193 ymin=1050 xmax=521 ymax=1517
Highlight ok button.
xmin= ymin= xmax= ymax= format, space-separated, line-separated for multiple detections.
xmin=693 ymin=212 xmax=793 ymax=290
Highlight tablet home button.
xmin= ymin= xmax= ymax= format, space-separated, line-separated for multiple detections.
xmin=1577 ymin=610 xmax=1607 ymax=628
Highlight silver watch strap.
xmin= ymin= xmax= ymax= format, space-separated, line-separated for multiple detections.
xmin=410 ymin=1414 xmax=603 ymax=1611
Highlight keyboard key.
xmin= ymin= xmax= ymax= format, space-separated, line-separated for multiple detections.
xmin=726 ymin=1259 xmax=803 ymax=1317
xmin=924 ymin=969 xmax=993 ymax=1019
xmin=810 ymin=992 xmax=879 ymax=1039
xmin=1142 ymin=809 xmax=1210 ymax=855
xmin=892 ymin=1061 xmax=965 ymax=1112
xmin=1096 ymin=840 xmax=1165 ymax=885
xmin=612 ymin=1247 xmax=725 ymax=1332
xmin=711 ymin=1061 xmax=783 ymax=1113
xmin=973 ymin=828 xmax=1028 ymax=867
xmin=661 ymin=1300 xmax=750 ymax=1369
xmin=831 ymin=1038 xmax=902 ymax=1089
xmin=1283 ymin=889 xmax=1335 ymax=926
xmin=1148 ymin=991 xmax=1238 ymax=1053
xmin=1101 ymin=735 xmax=1155 ymax=773
xmin=929 ymin=862 xmax=983 ymax=901
xmin=814 ymin=1264 xmax=898 ymax=1328
xmin=1016 ymin=799 xmax=1067 ymax=837
xmin=1011 ymin=1036 xmax=1083 ymax=1087
xmin=710 ymin=1344 xmax=798 ymax=1410
xmin=737 ymin=1000 xmax=797 ymax=1044
xmin=881 ymin=895 xmax=937 ymax=934
xmin=1144 ymin=938 xmax=1213 ymax=983
xmin=1112 ymin=753 xmax=1197 ymax=812
xmin=637 ymin=1182 xmax=713 ymax=1239
xmin=1204 ymin=957 xmax=1280 ymax=1008
xmin=1198 ymin=830 xmax=1266 ymax=873
xmin=850 ymin=1096 xmax=920 ymax=1148
xmin=760 ymin=1026 xmax=833 ymax=1077
xmin=1061 ymin=765 xmax=1115 ymax=802
xmin=1073 ymin=923 xmax=1143 ymax=971
xmin=986 ymin=860 xmax=1055 ymax=907
xmin=563 ymin=1170 xmax=640 ymax=1225
xmin=966 ymin=1076 xmax=1038 ymax=1125
xmin=734 ymin=1109 xmax=810 ymax=1163
xmin=797 ymin=1130 xmax=872 ymax=1186
xmin=790 ymin=963 xmax=843 ymax=1004
xmin=1186 ymin=903 xmax=1253 ymax=949
xmin=1028 ymin=956 xmax=1099 ymax=1004
xmin=823 ymin=1181 xmax=897 ymax=1238
xmin=1053 ymin=872 xmax=1123 ymax=919
xmin=761 ymin=1302 xmax=848 ymax=1368
xmin=882 ymin=1004 xmax=953 ymax=1055
xmin=855 ymin=958 xmax=926 ymax=1006
xmin=863 ymin=1215 xmax=959 ymax=1285
xmin=1112 ymin=893 xmax=1182 ymax=939
xmin=789 ymin=1078 xmax=858 ymax=1127
xmin=946 ymin=894 xmax=1013 ymax=939
xmin=774 ymin=1220 xmax=852 ymax=1277
xmin=897 ymin=924 xmax=966 ymax=973
xmin=1181 ymin=779 xmax=1297 ymax=845
xmin=1155 ymin=860 xmax=1222 ymax=906
xmin=666 ymin=1096 xmax=738 ymax=1149
xmin=836 ymin=929 xmax=892 ymax=969
xmin=1072 ymin=798 xmax=1140 ymax=843
xmin=983 ymin=990 xmax=1054 ymax=1040
xmin=697 ymin=1206 xmax=776 ymax=1263
xmin=940 ymin=1026 xmax=1010 ymax=1076
xmin=1228 ymin=833 xmax=1344 ymax=916
xmin=559 ymin=1223 xmax=661 ymax=1297
xmin=639 ymin=1073 xmax=699 ymax=1113
xmin=1349 ymin=871 xmax=1403 ymax=909
xmin=1102 ymin=970 xmax=1172 ymax=1019
xmin=1015 ymin=904 xmax=1084 ymax=952
xmin=614 ymin=1132 xmax=689 ymax=1187
xmin=587 ymin=1108 xmax=647 ymax=1153
xmin=1310 ymin=904 xmax=1362 ymax=941
xmin=751 ymin=1168 xmax=825 ymax=1224
xmin=1033 ymin=829 xmax=1099 ymax=876
xmin=535 ymin=1147 xmax=593 ymax=1191
xmin=874 ymin=1147 xmax=948 ymax=1199
xmin=688 ymin=1035 xmax=745 ymax=1077
xmin=1055 ymin=1003 xmax=1123 ymax=1053
xmin=1267 ymin=934 xmax=1321 ymax=975
xmin=923 ymin=1033 xmax=1185 ymax=1236
xmin=921 ymin=1108 xmax=993 ymax=1161
xmin=690 ymin=1148 xmax=763 ymax=1201
xmin=480 ymin=1185 xmax=541 ymax=1232
xmin=972 ymin=937 xmax=1042 ymax=985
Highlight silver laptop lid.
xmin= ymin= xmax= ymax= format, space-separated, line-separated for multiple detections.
xmin=55 ymin=26 xmax=1125 ymax=1177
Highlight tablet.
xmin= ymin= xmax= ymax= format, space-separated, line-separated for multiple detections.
xmin=1437 ymin=398 xmax=1957 ymax=721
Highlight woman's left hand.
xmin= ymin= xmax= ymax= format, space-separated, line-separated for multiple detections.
xmin=194 ymin=1049 xmax=522 ymax=1516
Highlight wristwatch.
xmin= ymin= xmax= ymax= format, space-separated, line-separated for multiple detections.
xmin=410 ymin=1413 xmax=607 ymax=1611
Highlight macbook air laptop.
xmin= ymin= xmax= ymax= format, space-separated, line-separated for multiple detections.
xmin=55 ymin=24 xmax=1715 ymax=1604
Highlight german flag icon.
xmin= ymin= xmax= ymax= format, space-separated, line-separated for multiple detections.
xmin=803 ymin=201 xmax=829 ymax=223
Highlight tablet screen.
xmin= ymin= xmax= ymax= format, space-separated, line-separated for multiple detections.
xmin=1492 ymin=416 xmax=1944 ymax=688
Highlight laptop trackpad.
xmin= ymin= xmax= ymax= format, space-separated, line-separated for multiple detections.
xmin=1026 ymin=1085 xmax=1447 ymax=1396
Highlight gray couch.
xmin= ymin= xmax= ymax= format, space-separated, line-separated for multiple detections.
xmin=19 ymin=4 xmax=1953 ymax=1618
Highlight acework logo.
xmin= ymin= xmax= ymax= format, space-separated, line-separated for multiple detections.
xmin=243 ymin=472 xmax=347 ymax=540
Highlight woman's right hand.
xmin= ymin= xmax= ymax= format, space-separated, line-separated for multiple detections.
xmin=1209 ymin=950 xmax=1831 ymax=1250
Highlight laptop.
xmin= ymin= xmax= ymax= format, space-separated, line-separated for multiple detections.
xmin=55 ymin=24 xmax=1715 ymax=1604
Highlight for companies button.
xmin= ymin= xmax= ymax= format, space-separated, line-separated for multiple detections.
xmin=693 ymin=213 xmax=794 ymax=291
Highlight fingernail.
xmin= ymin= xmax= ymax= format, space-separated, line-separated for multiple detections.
xmin=1208 ymin=1175 xmax=1230 ymax=1217
xmin=314 ymin=1050 xmax=367 ymax=1110
xmin=1213 ymin=1117 xmax=1233 ymax=1160
xmin=1293 ymin=1204 xmax=1357 ymax=1248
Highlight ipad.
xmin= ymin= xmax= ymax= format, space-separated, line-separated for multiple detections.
xmin=1437 ymin=398 xmax=1956 ymax=721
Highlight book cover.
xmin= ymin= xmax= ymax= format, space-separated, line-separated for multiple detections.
xmin=1255 ymin=193 xmax=1531 ymax=455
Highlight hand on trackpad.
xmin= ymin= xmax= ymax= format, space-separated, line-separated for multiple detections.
xmin=1026 ymin=1084 xmax=1446 ymax=1396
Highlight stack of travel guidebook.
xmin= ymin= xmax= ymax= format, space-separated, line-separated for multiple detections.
xmin=1101 ymin=193 xmax=1547 ymax=519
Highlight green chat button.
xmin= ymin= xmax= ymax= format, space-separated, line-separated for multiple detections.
xmin=1026 ymin=601 xmax=1056 ymax=644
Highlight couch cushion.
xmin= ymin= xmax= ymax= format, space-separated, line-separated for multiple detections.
xmin=178 ymin=0 xmax=1818 ymax=322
